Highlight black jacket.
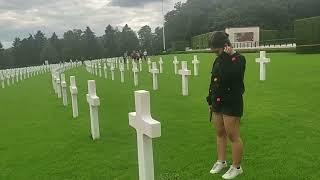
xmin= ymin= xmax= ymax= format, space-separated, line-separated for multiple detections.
xmin=207 ymin=52 xmax=246 ymax=106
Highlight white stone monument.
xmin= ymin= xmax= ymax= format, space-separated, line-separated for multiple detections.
xmin=128 ymin=90 xmax=161 ymax=180
xmin=70 ymin=76 xmax=79 ymax=118
xmin=225 ymin=26 xmax=260 ymax=48
xmin=255 ymin=51 xmax=270 ymax=81
xmin=178 ymin=61 xmax=192 ymax=96
xmin=150 ymin=62 xmax=159 ymax=90
xmin=191 ymin=55 xmax=200 ymax=76
xmin=86 ymin=80 xmax=100 ymax=140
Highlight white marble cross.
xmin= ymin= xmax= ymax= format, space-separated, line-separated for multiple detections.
xmin=95 ymin=63 xmax=98 ymax=76
xmin=86 ymin=80 xmax=100 ymax=140
xmin=27 ymin=68 xmax=30 ymax=76
xmin=115 ymin=58 xmax=118 ymax=68
xmin=192 ymin=55 xmax=200 ymax=76
xmin=19 ymin=70 xmax=23 ymax=81
xmin=255 ymin=51 xmax=270 ymax=81
xmin=1 ymin=75 xmax=4 ymax=88
xmin=178 ymin=61 xmax=192 ymax=96
xmin=56 ymin=74 xmax=62 ymax=98
xmin=52 ymin=73 xmax=57 ymax=94
xmin=70 ymin=76 xmax=79 ymax=118
xmin=23 ymin=69 xmax=27 ymax=79
xmin=132 ymin=62 xmax=139 ymax=87
xmin=11 ymin=73 xmax=14 ymax=85
xmin=15 ymin=70 xmax=19 ymax=82
xmin=119 ymin=63 xmax=125 ymax=83
xmin=126 ymin=59 xmax=130 ymax=70
xmin=159 ymin=57 xmax=163 ymax=73
xmin=173 ymin=56 xmax=179 ymax=75
xmin=128 ymin=90 xmax=161 ymax=180
xmin=147 ymin=58 xmax=152 ymax=73
xmin=139 ymin=59 xmax=143 ymax=72
xmin=150 ymin=62 xmax=159 ymax=90
xmin=6 ymin=74 xmax=10 ymax=86
xmin=98 ymin=63 xmax=102 ymax=77
xmin=61 ymin=73 xmax=68 ymax=106
xmin=110 ymin=62 xmax=115 ymax=81
xmin=103 ymin=63 xmax=108 ymax=79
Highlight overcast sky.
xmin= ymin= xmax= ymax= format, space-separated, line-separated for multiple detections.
xmin=0 ymin=0 xmax=186 ymax=48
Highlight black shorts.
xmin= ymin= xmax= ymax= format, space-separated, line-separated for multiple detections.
xmin=212 ymin=95 xmax=243 ymax=117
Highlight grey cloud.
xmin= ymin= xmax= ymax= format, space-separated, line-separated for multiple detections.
xmin=0 ymin=0 xmax=185 ymax=48
xmin=108 ymin=0 xmax=178 ymax=7
xmin=109 ymin=0 xmax=161 ymax=7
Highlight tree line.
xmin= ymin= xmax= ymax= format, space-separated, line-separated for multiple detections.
xmin=164 ymin=0 xmax=320 ymax=44
xmin=0 ymin=24 xmax=164 ymax=69
xmin=1 ymin=0 xmax=320 ymax=69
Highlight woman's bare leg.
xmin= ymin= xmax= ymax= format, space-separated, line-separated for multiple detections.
xmin=223 ymin=115 xmax=243 ymax=167
xmin=213 ymin=112 xmax=227 ymax=161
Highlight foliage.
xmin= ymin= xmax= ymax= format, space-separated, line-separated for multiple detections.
xmin=295 ymin=16 xmax=320 ymax=53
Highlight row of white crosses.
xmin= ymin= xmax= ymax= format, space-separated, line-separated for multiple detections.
xmin=61 ymin=76 xmax=161 ymax=179
xmin=173 ymin=55 xmax=200 ymax=96
xmin=85 ymin=57 xmax=165 ymax=90
xmin=51 ymin=61 xmax=102 ymax=140
xmin=51 ymin=61 xmax=82 ymax=118
xmin=85 ymin=55 xmax=201 ymax=97
xmin=0 ymin=64 xmax=50 ymax=89
xmin=59 ymin=72 xmax=162 ymax=179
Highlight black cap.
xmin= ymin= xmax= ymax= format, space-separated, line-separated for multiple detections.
xmin=210 ymin=31 xmax=230 ymax=48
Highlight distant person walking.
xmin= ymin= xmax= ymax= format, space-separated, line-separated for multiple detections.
xmin=143 ymin=49 xmax=148 ymax=61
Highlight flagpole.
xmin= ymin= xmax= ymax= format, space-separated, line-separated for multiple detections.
xmin=162 ymin=0 xmax=166 ymax=52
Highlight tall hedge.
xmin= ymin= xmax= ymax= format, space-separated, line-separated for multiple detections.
xmin=295 ymin=16 xmax=320 ymax=53
xmin=170 ymin=41 xmax=190 ymax=51
xmin=191 ymin=32 xmax=214 ymax=49
xmin=260 ymin=30 xmax=278 ymax=41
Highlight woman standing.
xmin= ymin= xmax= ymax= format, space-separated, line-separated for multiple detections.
xmin=206 ymin=32 xmax=246 ymax=179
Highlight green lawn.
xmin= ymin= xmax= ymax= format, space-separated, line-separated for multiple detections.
xmin=0 ymin=52 xmax=320 ymax=180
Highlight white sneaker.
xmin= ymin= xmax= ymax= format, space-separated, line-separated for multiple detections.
xmin=209 ymin=161 xmax=227 ymax=174
xmin=222 ymin=165 xmax=243 ymax=179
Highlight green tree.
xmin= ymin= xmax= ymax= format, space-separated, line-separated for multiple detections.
xmin=152 ymin=27 xmax=164 ymax=54
xmin=40 ymin=41 xmax=59 ymax=63
xmin=120 ymin=24 xmax=139 ymax=54
xmin=82 ymin=26 xmax=102 ymax=60
xmin=103 ymin=24 xmax=120 ymax=57
xmin=0 ymin=41 xmax=4 ymax=69
xmin=138 ymin=25 xmax=153 ymax=54
xmin=34 ymin=30 xmax=47 ymax=64
xmin=50 ymin=32 xmax=61 ymax=59
xmin=62 ymin=29 xmax=84 ymax=61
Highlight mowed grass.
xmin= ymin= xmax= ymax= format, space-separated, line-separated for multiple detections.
xmin=0 ymin=52 xmax=320 ymax=180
